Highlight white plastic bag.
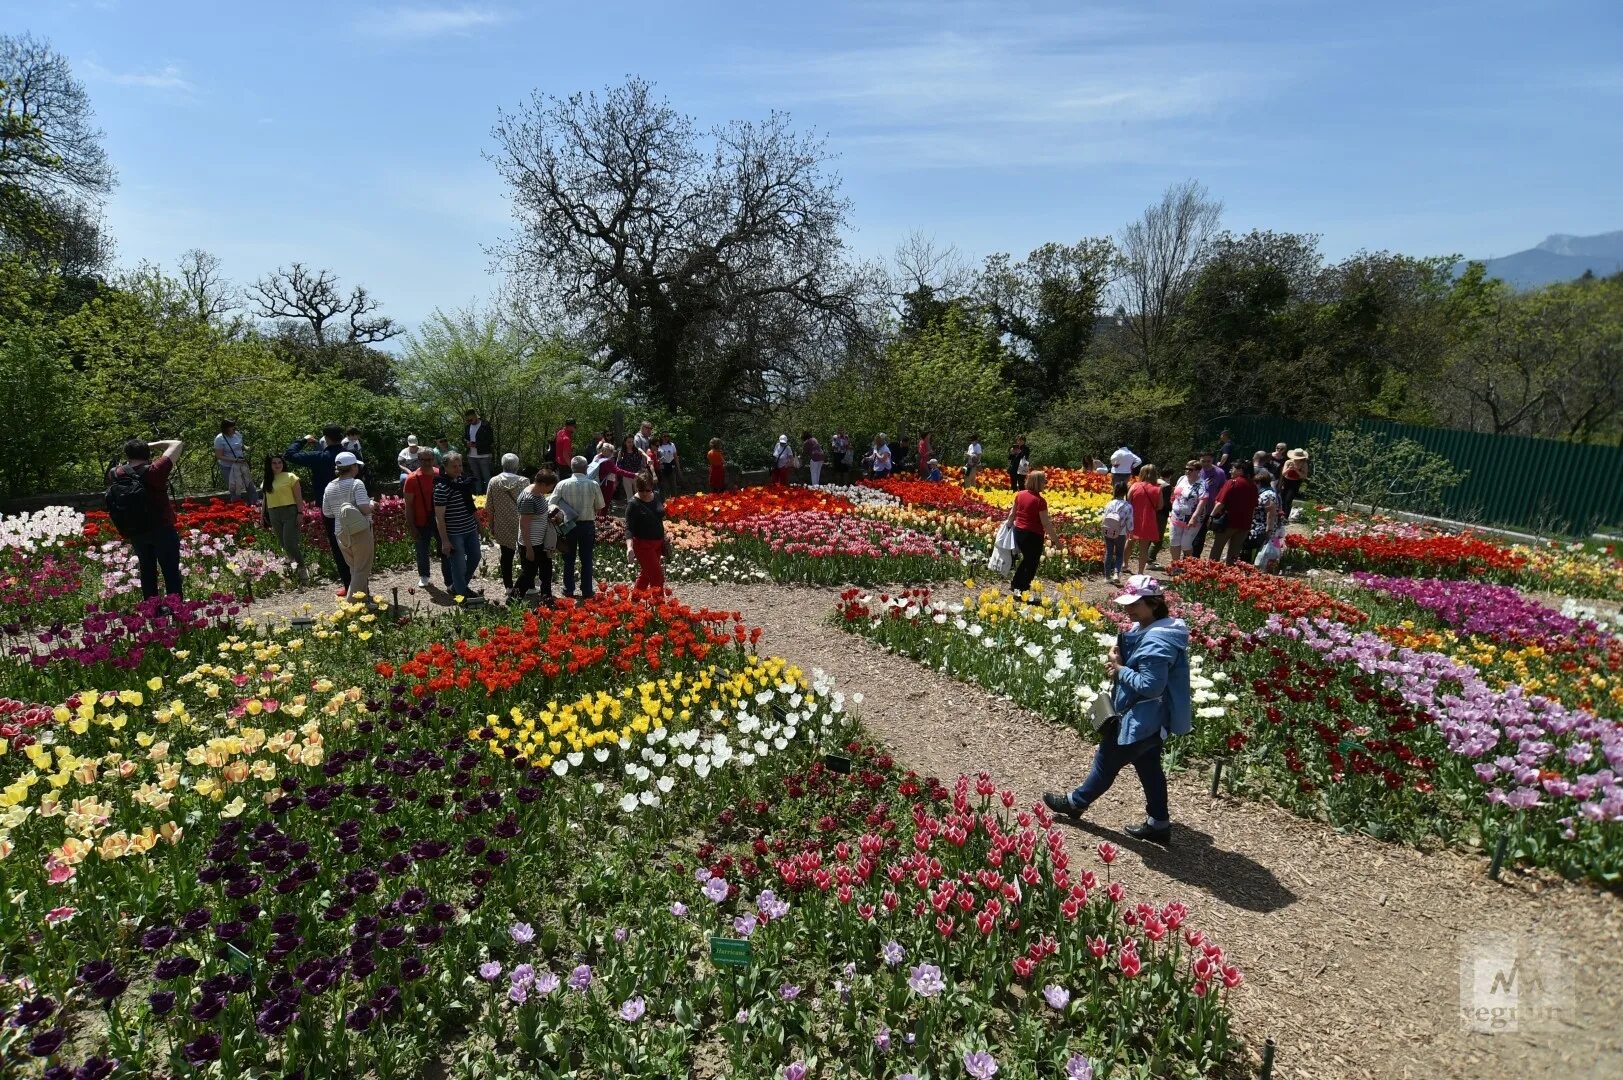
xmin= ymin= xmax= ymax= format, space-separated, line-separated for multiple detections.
xmin=993 ymin=520 xmax=1017 ymax=551
xmin=987 ymin=544 xmax=1013 ymax=575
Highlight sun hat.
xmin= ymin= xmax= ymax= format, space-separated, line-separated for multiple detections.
xmin=335 ymin=451 xmax=364 ymax=468
xmin=778 ymin=434 xmax=789 ymax=444
xmin=1287 ymin=448 xmax=1310 ymax=461
xmin=1112 ymin=574 xmax=1164 ymax=606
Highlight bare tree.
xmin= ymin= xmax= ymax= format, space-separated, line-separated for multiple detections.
xmin=887 ymin=231 xmax=973 ymax=315
xmin=177 ymin=249 xmax=242 ymax=327
xmin=249 ymin=262 xmax=399 ymax=345
xmin=0 ymin=33 xmax=114 ymax=201
xmin=489 ymin=77 xmax=868 ymax=423
xmin=1114 ymin=179 xmax=1222 ymax=375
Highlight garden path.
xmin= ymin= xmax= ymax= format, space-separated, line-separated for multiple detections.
xmin=672 ymin=582 xmax=1623 ymax=1080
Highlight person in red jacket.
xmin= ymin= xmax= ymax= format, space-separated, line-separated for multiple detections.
xmin=1206 ymin=461 xmax=1259 ymax=564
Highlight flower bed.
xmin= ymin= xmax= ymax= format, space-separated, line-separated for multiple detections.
xmin=0 ymin=586 xmax=1243 ymax=1077
xmin=725 ymin=511 xmax=969 ymax=586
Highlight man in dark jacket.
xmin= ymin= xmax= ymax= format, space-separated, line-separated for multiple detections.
xmin=286 ymin=425 xmax=350 ymax=594
xmin=465 ymin=409 xmax=496 ymax=485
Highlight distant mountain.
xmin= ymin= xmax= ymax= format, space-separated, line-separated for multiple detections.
xmin=1460 ymin=231 xmax=1623 ymax=289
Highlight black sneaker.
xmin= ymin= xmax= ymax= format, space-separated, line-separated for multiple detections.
xmin=1124 ymin=822 xmax=1172 ymax=845
xmin=1042 ymin=792 xmax=1079 ymax=819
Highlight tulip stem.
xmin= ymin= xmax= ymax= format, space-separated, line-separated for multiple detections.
xmin=1489 ymin=832 xmax=1509 ymax=880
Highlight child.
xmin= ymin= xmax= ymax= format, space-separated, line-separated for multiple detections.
xmin=922 ymin=458 xmax=943 ymax=482
xmin=707 ymin=437 xmax=727 ymax=493
xmin=1101 ymin=480 xmax=1133 ymax=582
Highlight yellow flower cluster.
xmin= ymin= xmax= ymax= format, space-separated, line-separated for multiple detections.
xmin=960 ymin=582 xmax=1107 ymax=631
xmin=1379 ymin=626 xmax=1622 ymax=712
xmin=476 ymin=655 xmax=805 ymax=767
xmin=980 ymin=487 xmax=1112 ymax=520
xmin=1513 ymin=545 xmax=1623 ymax=600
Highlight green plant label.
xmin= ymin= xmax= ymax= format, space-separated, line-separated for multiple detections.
xmin=709 ymin=935 xmax=751 ymax=968
xmin=226 ymin=944 xmax=253 ymax=974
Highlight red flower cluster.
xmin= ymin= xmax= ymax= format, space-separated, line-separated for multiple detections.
xmin=1171 ymin=560 xmax=1368 ymax=626
xmin=391 ymin=586 xmax=753 ymax=698
xmin=667 ymin=487 xmax=854 ymax=526
xmin=84 ymin=498 xmax=262 ymax=543
xmin=1285 ymin=531 xmax=1527 ymax=576
xmin=861 ymin=479 xmax=1002 ymax=517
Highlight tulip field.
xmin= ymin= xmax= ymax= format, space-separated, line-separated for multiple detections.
xmin=1 ymin=467 xmax=1620 ymax=1076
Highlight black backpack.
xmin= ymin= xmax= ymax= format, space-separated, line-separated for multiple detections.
xmin=105 ymin=463 xmax=158 ymax=539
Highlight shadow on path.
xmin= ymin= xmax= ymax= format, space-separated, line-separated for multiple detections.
xmin=1068 ymin=817 xmax=1298 ymax=914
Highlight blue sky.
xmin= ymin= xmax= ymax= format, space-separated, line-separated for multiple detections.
xmin=9 ymin=0 xmax=1622 ymax=332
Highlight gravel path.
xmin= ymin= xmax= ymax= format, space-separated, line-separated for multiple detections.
xmin=669 ymin=581 xmax=1623 ymax=1080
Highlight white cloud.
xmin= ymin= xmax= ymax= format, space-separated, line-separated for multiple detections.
xmin=83 ymin=60 xmax=193 ymax=93
xmin=362 ymin=6 xmax=510 ymax=40
xmin=723 ymin=5 xmax=1286 ymax=169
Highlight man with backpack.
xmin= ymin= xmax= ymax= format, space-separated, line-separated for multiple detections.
xmin=106 ymin=437 xmax=185 ymax=600
xmin=285 ymin=425 xmax=350 ymax=596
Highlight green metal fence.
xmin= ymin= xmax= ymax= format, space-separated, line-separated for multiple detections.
xmin=1203 ymin=415 xmax=1623 ymax=536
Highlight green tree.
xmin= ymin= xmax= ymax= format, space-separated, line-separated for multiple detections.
xmin=0 ymin=323 xmax=82 ymax=497
xmin=1307 ymin=429 xmax=1467 ymax=516
xmin=395 ymin=305 xmax=612 ymax=468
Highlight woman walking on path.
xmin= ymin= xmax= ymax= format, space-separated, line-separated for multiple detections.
xmin=514 ymin=468 xmax=559 ymax=604
xmin=486 ymin=453 xmax=529 ymax=597
xmin=707 ymin=438 xmax=727 ymax=493
xmin=321 ymin=451 xmax=375 ymax=602
xmin=1128 ymin=465 xmax=1163 ymax=574
xmin=260 ymin=454 xmax=308 ymax=584
xmin=1009 ymin=469 xmax=1052 ymax=596
xmin=625 ymin=473 xmax=668 ymax=592
xmin=1007 ymin=436 xmax=1029 ymax=492
xmin=1043 ymin=575 xmax=1191 ymax=845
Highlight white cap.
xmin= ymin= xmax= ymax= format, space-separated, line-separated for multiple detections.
xmin=778 ymin=434 xmax=789 ymax=444
xmin=335 ymin=451 xmax=364 ymax=468
xmin=406 ymin=435 xmax=419 ymax=446
xmin=1113 ymin=574 xmax=1164 ymax=605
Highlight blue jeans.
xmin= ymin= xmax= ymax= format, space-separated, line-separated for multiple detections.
xmin=1066 ymin=721 xmax=1169 ymax=826
xmin=132 ymin=526 xmax=183 ymax=600
xmin=414 ymin=524 xmax=451 ymax=586
xmin=1103 ymin=535 xmax=1127 ymax=577
xmin=560 ymin=519 xmax=596 ymax=598
xmin=443 ymin=529 xmax=482 ymax=596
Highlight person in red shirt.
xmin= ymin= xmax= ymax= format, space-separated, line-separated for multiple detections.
xmin=1127 ymin=465 xmax=1163 ymax=574
xmin=402 ymin=449 xmax=450 ymax=589
xmin=109 ymin=437 xmax=184 ymax=599
xmin=1206 ymin=461 xmax=1259 ymax=564
xmin=553 ymin=420 xmax=575 ymax=470
xmin=1009 ymin=470 xmax=1052 ymax=595
xmin=707 ymin=438 xmax=727 ymax=492
xmin=917 ymin=432 xmax=932 ymax=477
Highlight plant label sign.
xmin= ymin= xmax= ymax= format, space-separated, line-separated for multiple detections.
xmin=709 ymin=935 xmax=751 ymax=969
xmin=823 ymin=754 xmax=852 ymax=775
xmin=226 ymin=944 xmax=254 ymax=975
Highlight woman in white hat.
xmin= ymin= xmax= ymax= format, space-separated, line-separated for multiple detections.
xmin=321 ymin=451 xmax=375 ymax=602
xmin=1043 ymin=575 xmax=1192 ymax=844
xmin=1279 ymin=448 xmax=1311 ymax=518
xmin=771 ymin=434 xmax=796 ymax=486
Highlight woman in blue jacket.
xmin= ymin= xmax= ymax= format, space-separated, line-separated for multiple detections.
xmin=1044 ymin=575 xmax=1191 ymax=844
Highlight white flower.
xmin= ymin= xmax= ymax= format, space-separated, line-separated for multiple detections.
xmin=619 ymin=793 xmax=639 ymax=813
xmin=567 ymin=751 xmax=584 ymax=767
xmin=656 ymin=775 xmax=675 ymax=794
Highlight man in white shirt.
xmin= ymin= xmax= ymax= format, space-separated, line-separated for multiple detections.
xmin=964 ymin=436 xmax=983 ymax=488
xmin=396 ymin=435 xmax=422 ymax=481
xmin=1110 ymin=445 xmax=1142 ymax=478
xmin=321 ymin=451 xmax=375 ymax=601
xmin=550 ymin=456 xmax=606 ymax=599
xmin=634 ymin=422 xmax=654 ymax=454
